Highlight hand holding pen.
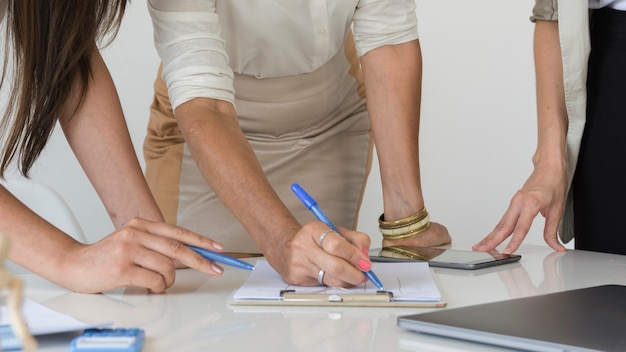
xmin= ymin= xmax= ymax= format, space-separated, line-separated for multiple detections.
xmin=187 ymin=245 xmax=255 ymax=271
xmin=291 ymin=183 xmax=384 ymax=290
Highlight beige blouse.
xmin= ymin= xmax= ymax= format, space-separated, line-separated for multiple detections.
xmin=148 ymin=0 xmax=419 ymax=111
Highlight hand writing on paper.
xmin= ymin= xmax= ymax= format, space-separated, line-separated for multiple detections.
xmin=264 ymin=221 xmax=372 ymax=289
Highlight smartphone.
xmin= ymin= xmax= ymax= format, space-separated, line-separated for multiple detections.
xmin=369 ymin=246 xmax=521 ymax=270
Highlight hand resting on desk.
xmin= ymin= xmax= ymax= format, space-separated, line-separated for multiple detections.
xmin=63 ymin=218 xmax=227 ymax=294
xmin=3 ymin=198 xmax=227 ymax=294
xmin=472 ymin=166 xmax=567 ymax=254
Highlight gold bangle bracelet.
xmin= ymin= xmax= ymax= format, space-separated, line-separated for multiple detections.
xmin=379 ymin=207 xmax=428 ymax=229
xmin=379 ymin=213 xmax=430 ymax=236
xmin=382 ymin=222 xmax=431 ymax=240
xmin=379 ymin=246 xmax=430 ymax=261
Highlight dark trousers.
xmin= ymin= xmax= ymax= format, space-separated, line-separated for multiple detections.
xmin=573 ymin=8 xmax=626 ymax=255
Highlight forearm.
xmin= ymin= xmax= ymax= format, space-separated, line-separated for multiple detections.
xmin=174 ymin=98 xmax=300 ymax=255
xmin=473 ymin=20 xmax=568 ymax=254
xmin=360 ymin=40 xmax=424 ymax=220
xmin=59 ymin=49 xmax=163 ymax=227
xmin=1 ymin=186 xmax=80 ymax=280
xmin=532 ymin=21 xmax=567 ymax=174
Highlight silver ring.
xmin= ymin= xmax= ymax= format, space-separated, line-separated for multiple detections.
xmin=318 ymin=229 xmax=334 ymax=248
xmin=317 ymin=269 xmax=326 ymax=286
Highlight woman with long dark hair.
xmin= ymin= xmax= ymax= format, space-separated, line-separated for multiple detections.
xmin=0 ymin=0 xmax=225 ymax=293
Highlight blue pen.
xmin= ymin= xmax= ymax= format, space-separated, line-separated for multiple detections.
xmin=291 ymin=183 xmax=384 ymax=290
xmin=188 ymin=245 xmax=255 ymax=271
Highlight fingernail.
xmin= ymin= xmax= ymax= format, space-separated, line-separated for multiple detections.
xmin=212 ymin=242 xmax=224 ymax=251
xmin=358 ymin=259 xmax=371 ymax=271
xmin=362 ymin=247 xmax=369 ymax=257
xmin=212 ymin=264 xmax=224 ymax=274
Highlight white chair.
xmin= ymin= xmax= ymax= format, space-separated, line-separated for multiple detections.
xmin=1 ymin=178 xmax=86 ymax=243
xmin=2 ymin=178 xmax=87 ymax=274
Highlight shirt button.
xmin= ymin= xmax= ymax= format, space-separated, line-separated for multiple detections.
xmin=318 ymin=28 xmax=326 ymax=35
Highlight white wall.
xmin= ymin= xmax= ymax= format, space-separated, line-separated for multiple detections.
xmin=361 ymin=0 xmax=556 ymax=249
xmin=5 ymin=0 xmax=566 ymax=250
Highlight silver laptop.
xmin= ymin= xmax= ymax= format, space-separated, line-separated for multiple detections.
xmin=398 ymin=285 xmax=626 ymax=352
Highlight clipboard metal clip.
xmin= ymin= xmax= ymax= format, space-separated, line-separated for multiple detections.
xmin=280 ymin=289 xmax=394 ymax=303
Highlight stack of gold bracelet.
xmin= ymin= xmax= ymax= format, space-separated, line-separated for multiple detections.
xmin=378 ymin=207 xmax=430 ymax=240
xmin=379 ymin=246 xmax=431 ymax=260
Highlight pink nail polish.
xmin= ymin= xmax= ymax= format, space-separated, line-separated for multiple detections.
xmin=358 ymin=259 xmax=371 ymax=271
xmin=362 ymin=247 xmax=370 ymax=257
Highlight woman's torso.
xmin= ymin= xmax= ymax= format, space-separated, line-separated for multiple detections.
xmin=149 ymin=0 xmax=418 ymax=110
xmin=216 ymin=0 xmax=360 ymax=79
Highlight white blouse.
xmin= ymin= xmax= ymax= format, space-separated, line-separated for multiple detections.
xmin=589 ymin=0 xmax=626 ymax=9
xmin=148 ymin=0 xmax=419 ymax=110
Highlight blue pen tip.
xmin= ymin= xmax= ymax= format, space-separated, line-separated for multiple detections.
xmin=365 ymin=271 xmax=384 ymax=290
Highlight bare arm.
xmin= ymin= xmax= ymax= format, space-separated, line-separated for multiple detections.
xmin=174 ymin=96 xmax=372 ymax=287
xmin=174 ymin=98 xmax=297 ymax=254
xmin=2 ymin=50 xmax=227 ymax=293
xmin=360 ymin=40 xmax=450 ymax=248
xmin=59 ymin=50 xmax=163 ymax=227
xmin=474 ymin=20 xmax=567 ymax=253
xmin=1 ymin=186 xmax=223 ymax=293
xmin=147 ymin=0 xmax=371 ymax=287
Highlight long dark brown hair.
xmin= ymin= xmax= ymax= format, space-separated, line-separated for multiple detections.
xmin=0 ymin=0 xmax=128 ymax=177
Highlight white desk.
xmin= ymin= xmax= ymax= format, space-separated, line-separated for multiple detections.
xmin=14 ymin=244 xmax=626 ymax=351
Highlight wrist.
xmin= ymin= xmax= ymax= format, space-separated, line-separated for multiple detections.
xmin=531 ymin=151 xmax=567 ymax=179
xmin=257 ymin=221 xmax=300 ymax=258
xmin=379 ymin=207 xmax=431 ymax=240
xmin=532 ymin=151 xmax=566 ymax=168
xmin=46 ymin=241 xmax=88 ymax=291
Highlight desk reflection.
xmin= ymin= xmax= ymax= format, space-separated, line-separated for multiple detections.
xmin=14 ymin=245 xmax=626 ymax=352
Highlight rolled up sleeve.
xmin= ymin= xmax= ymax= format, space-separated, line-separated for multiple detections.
xmin=531 ymin=0 xmax=558 ymax=22
xmin=352 ymin=0 xmax=419 ymax=57
xmin=148 ymin=0 xmax=235 ymax=111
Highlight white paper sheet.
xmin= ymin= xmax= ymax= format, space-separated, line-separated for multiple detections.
xmin=233 ymin=260 xmax=441 ymax=302
xmin=0 ymin=297 xmax=112 ymax=336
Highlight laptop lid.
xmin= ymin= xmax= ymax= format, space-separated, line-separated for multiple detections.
xmin=398 ymin=285 xmax=626 ymax=352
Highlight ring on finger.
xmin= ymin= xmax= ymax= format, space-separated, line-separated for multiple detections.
xmin=317 ymin=269 xmax=326 ymax=286
xmin=318 ymin=229 xmax=334 ymax=248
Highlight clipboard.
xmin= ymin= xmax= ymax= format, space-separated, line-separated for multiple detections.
xmin=227 ymin=260 xmax=447 ymax=308
xmin=232 ymin=289 xmax=447 ymax=308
